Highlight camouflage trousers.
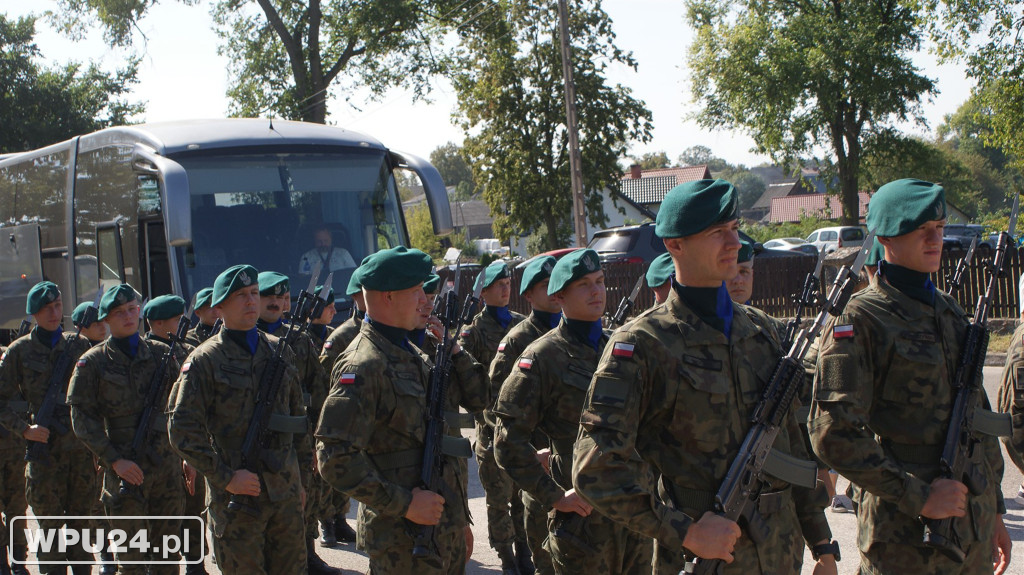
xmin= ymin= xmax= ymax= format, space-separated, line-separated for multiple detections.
xmin=0 ymin=443 xmax=27 ymax=549
xmin=25 ymin=442 xmax=97 ymax=574
xmin=356 ymin=501 xmax=466 ymax=575
xmin=101 ymin=459 xmax=185 ymax=575
xmin=181 ymin=472 xmax=207 ymax=562
xmin=206 ymin=486 xmax=306 ymax=575
xmin=475 ymin=428 xmax=526 ymax=547
xmin=305 ymin=469 xmax=325 ymax=540
xmin=546 ymin=509 xmax=651 ymax=574
xmin=523 ymin=491 xmax=553 ymax=575
xmin=859 ymin=541 xmax=993 ymax=575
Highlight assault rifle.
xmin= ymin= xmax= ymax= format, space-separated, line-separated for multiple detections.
xmin=17 ymin=318 xmax=32 ymax=338
xmin=944 ymin=235 xmax=978 ymax=296
xmin=26 ymin=288 xmax=103 ymax=462
xmin=411 ymin=263 xmax=484 ymax=566
xmin=227 ymin=264 xmax=323 ymax=515
xmin=210 ymin=318 xmax=223 ymax=337
xmin=685 ymin=231 xmax=876 ymax=575
xmin=118 ymin=312 xmax=192 ymax=501
xmin=782 ymin=249 xmax=825 ymax=349
xmin=610 ymin=273 xmax=646 ymax=328
xmin=923 ymin=196 xmax=1019 ymax=562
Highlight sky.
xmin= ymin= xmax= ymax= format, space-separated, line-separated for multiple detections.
xmin=0 ymin=0 xmax=974 ymax=168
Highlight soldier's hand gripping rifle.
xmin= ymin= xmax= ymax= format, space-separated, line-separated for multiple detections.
xmin=922 ymin=196 xmax=1019 ymax=562
xmin=227 ymin=266 xmax=321 ymax=516
xmin=783 ymin=249 xmax=826 ymax=349
xmin=26 ymin=288 xmax=103 ymax=463
xmin=945 ymin=235 xmax=978 ymax=296
xmin=411 ymin=265 xmax=485 ymax=566
xmin=118 ymin=311 xmax=192 ymax=501
xmin=685 ymin=232 xmax=876 ymax=575
xmin=610 ymin=272 xmax=646 ymax=328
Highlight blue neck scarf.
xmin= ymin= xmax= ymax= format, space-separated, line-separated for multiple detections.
xmin=673 ymin=280 xmax=735 ymax=340
xmin=534 ymin=310 xmax=562 ymax=330
xmin=225 ymin=328 xmax=260 ymax=356
xmin=258 ymin=318 xmax=284 ymax=335
xmin=112 ymin=333 xmax=140 ymax=358
xmin=564 ymin=318 xmax=604 ymax=351
xmin=880 ymin=261 xmax=935 ymax=305
xmin=409 ymin=328 xmax=427 ymax=348
xmin=487 ymin=305 xmax=512 ymax=329
xmin=35 ymin=325 xmax=63 ymax=349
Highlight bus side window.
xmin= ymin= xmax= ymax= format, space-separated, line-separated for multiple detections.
xmin=141 ymin=220 xmax=172 ymax=298
xmin=96 ymin=222 xmax=126 ymax=292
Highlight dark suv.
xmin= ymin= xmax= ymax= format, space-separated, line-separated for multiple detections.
xmin=588 ymin=223 xmax=799 ymax=262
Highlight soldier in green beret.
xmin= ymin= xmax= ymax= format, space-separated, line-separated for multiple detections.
xmin=646 ymin=252 xmax=675 ymax=305
xmin=486 ymin=255 xmax=561 ymax=574
xmin=0 ymin=281 xmax=94 ymax=573
xmin=809 ymin=178 xmax=1011 ymax=574
xmin=726 ymin=240 xmax=755 ymax=304
xmin=73 ymin=301 xmax=108 ymax=345
xmin=168 ymin=264 xmax=312 ymax=574
xmin=308 ymin=286 xmax=337 ymax=354
xmin=254 ymin=271 xmax=339 ymax=575
xmin=316 ymin=257 xmax=371 ymax=547
xmin=493 ymin=249 xmax=653 ymax=574
xmin=572 ymin=179 xmax=836 ymax=574
xmin=66 ymin=284 xmax=184 ymax=573
xmin=185 ymin=288 xmax=220 ymax=347
xmin=315 ymin=246 xmax=488 ymax=574
xmin=457 ymin=260 xmax=529 ymax=573
xmin=143 ymin=295 xmax=192 ymax=363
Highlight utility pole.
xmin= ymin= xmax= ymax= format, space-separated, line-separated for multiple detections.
xmin=557 ymin=0 xmax=588 ymax=248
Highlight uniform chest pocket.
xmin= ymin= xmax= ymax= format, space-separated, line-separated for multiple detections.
xmin=388 ymin=371 xmax=426 ymax=439
xmin=212 ymin=368 xmax=254 ymax=418
xmin=554 ymin=363 xmax=592 ymax=424
xmin=882 ymin=336 xmax=944 ymax=404
xmin=23 ymin=358 xmax=50 ymax=376
xmin=674 ymin=361 xmax=732 ymax=452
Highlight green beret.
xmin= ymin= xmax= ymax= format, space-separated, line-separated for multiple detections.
xmin=71 ymin=302 xmax=95 ymax=327
xmin=866 ymin=238 xmax=885 ymax=267
xmin=359 ymin=246 xmax=433 ymax=292
xmin=645 ymin=253 xmax=675 ymax=288
xmin=258 ymin=271 xmax=290 ymax=296
xmin=548 ymin=249 xmax=602 ymax=295
xmin=26 ymin=281 xmax=60 ymax=315
xmin=315 ymin=286 xmax=336 ymax=305
xmin=212 ymin=264 xmax=259 ymax=307
xmin=346 ymin=255 xmax=374 ymax=296
xmin=98 ymin=284 xmax=138 ymax=320
xmin=478 ymin=261 xmax=511 ymax=289
xmin=194 ymin=287 xmax=214 ymax=310
xmin=867 ymin=178 xmax=946 ymax=237
xmin=423 ymin=274 xmax=441 ymax=295
xmin=143 ymin=294 xmax=186 ymax=321
xmin=655 ymin=179 xmax=738 ymax=239
xmin=737 ymin=240 xmax=754 ymax=264
xmin=520 ymin=256 xmax=556 ymax=295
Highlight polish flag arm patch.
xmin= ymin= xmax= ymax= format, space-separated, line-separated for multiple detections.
xmin=833 ymin=324 xmax=854 ymax=339
xmin=76 ymin=359 xmax=87 ymax=367
xmin=611 ymin=342 xmax=635 ymax=359
xmin=517 ymin=357 xmax=534 ymax=371
xmin=460 ymin=329 xmax=471 ymax=338
xmin=181 ymin=362 xmax=191 ymax=373
xmin=498 ymin=342 xmax=507 ymax=352
xmin=324 ymin=341 xmax=333 ymax=350
xmin=339 ymin=373 xmax=357 ymax=385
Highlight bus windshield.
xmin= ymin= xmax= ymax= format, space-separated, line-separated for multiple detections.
xmin=171 ymin=148 xmax=406 ymax=311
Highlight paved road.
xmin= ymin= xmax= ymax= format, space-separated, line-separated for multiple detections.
xmin=12 ymin=366 xmax=1024 ymax=573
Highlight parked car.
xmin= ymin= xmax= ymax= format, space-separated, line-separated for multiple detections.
xmin=942 ymin=223 xmax=993 ymax=252
xmin=587 ymin=222 xmax=666 ymax=264
xmin=514 ymin=247 xmax=578 ymax=270
xmin=806 ymin=226 xmax=866 ymax=254
xmin=763 ymin=237 xmax=819 ymax=256
xmin=472 ymin=238 xmax=510 ymax=257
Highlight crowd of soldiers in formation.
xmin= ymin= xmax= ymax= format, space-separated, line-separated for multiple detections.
xmin=0 ymin=177 xmax=1020 ymax=575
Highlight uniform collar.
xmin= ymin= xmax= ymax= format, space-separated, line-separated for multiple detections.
xmin=869 ymin=273 xmax=954 ymax=322
xmin=531 ymin=310 xmax=561 ymax=331
xmin=666 ymin=287 xmax=761 ymax=347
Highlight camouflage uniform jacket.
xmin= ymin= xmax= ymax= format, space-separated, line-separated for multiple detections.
xmin=459 ymin=307 xmax=525 ymax=439
xmin=809 ymin=275 xmax=1005 ymax=550
xmin=308 ymin=324 xmax=331 ymax=356
xmin=67 ymin=336 xmax=179 ymax=468
xmin=168 ymin=330 xmax=312 ymax=502
xmin=997 ymin=321 xmax=1024 ymax=473
xmin=319 ymin=313 xmax=362 ymax=376
xmin=184 ymin=322 xmax=217 ymax=348
xmin=145 ymin=332 xmax=195 ymax=367
xmin=0 ymin=328 xmax=91 ymax=443
xmin=485 ymin=312 xmax=554 ymax=428
xmin=572 ymin=289 xmax=831 ymax=553
xmin=316 ymin=321 xmax=486 ymax=527
xmin=267 ymin=323 xmax=329 ymax=431
xmin=493 ymin=320 xmax=605 ymax=507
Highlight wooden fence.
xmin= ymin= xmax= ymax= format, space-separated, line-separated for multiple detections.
xmin=437 ymin=246 xmax=1024 ymax=322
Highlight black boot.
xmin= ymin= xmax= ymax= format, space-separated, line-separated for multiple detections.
xmin=1 ymin=544 xmax=11 ymax=575
xmin=496 ymin=544 xmax=521 ymax=575
xmin=184 ymin=557 xmax=209 ymax=575
xmin=9 ymin=545 xmax=27 ymax=575
xmin=97 ymin=549 xmax=116 ymax=575
xmin=307 ymin=539 xmax=342 ymax=575
xmin=514 ymin=539 xmax=535 ymax=575
xmin=334 ymin=515 xmax=356 ymax=543
xmin=70 ymin=565 xmax=92 ymax=575
xmin=319 ymin=519 xmax=338 ymax=548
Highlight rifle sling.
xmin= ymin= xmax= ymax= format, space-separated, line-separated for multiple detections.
xmin=370 ymin=436 xmax=472 ymax=471
xmin=763 ymin=448 xmax=818 ymax=489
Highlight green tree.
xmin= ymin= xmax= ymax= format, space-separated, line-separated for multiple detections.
xmin=677 ymin=145 xmax=730 ymax=172
xmin=429 ymin=142 xmax=476 ymax=198
xmin=0 ymin=14 xmax=142 ymax=152
xmin=406 ymin=202 xmax=443 ymax=260
xmin=719 ymin=168 xmax=765 ymax=211
xmin=53 ymin=0 xmax=468 ymax=123
xmin=686 ymin=0 xmax=935 ymax=225
xmin=454 ymin=0 xmax=653 ymax=251
xmin=632 ymin=151 xmax=671 ymax=169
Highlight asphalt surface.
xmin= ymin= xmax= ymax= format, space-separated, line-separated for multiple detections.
xmin=11 ymin=366 xmax=1024 ymax=574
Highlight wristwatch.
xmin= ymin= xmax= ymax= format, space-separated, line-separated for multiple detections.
xmin=811 ymin=540 xmax=841 ymax=562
